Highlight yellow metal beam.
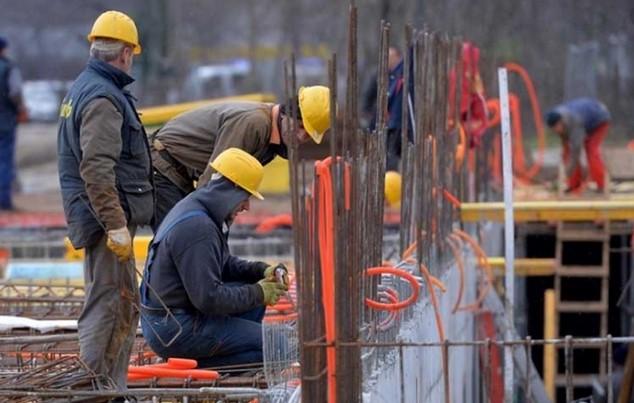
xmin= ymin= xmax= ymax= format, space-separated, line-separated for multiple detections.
xmin=484 ymin=257 xmax=555 ymax=276
xmin=139 ymin=93 xmax=276 ymax=126
xmin=543 ymin=289 xmax=556 ymax=401
xmin=461 ymin=200 xmax=634 ymax=222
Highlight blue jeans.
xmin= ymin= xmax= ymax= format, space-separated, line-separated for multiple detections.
xmin=0 ymin=126 xmax=16 ymax=209
xmin=141 ymin=304 xmax=266 ymax=368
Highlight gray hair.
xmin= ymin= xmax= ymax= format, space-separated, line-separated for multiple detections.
xmin=89 ymin=38 xmax=127 ymax=62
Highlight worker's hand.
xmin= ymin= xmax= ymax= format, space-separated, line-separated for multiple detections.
xmin=106 ymin=226 xmax=133 ymax=262
xmin=257 ymin=280 xmax=287 ymax=305
xmin=264 ymin=264 xmax=289 ymax=286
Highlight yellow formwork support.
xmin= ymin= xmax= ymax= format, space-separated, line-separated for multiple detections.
xmin=543 ymin=289 xmax=556 ymax=401
xmin=139 ymin=93 xmax=276 ymax=127
xmin=65 ymin=235 xmax=152 ymax=262
xmin=461 ymin=200 xmax=634 ymax=222
xmin=484 ymin=257 xmax=555 ymax=276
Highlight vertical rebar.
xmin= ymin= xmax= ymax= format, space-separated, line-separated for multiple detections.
xmin=606 ymin=334 xmax=614 ymax=403
xmin=525 ymin=336 xmax=532 ymax=403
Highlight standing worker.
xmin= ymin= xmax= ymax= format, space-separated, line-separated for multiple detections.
xmin=546 ymin=97 xmax=610 ymax=193
xmin=363 ymin=47 xmax=405 ymax=171
xmin=140 ymin=148 xmax=288 ymax=367
xmin=57 ymin=10 xmax=153 ymax=393
xmin=0 ymin=36 xmax=26 ymax=210
xmin=150 ymin=86 xmax=330 ymax=230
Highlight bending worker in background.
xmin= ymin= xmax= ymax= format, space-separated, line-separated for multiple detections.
xmin=546 ymin=97 xmax=610 ymax=193
xmin=150 ymin=85 xmax=331 ymax=230
xmin=140 ymin=148 xmax=288 ymax=367
xmin=57 ymin=11 xmax=153 ymax=392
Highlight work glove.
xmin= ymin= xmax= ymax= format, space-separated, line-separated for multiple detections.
xmin=106 ymin=226 xmax=133 ymax=262
xmin=264 ymin=263 xmax=289 ymax=287
xmin=258 ymin=280 xmax=287 ymax=305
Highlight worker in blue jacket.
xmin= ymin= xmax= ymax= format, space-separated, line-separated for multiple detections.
xmin=140 ymin=148 xmax=288 ymax=367
xmin=546 ymin=98 xmax=610 ymax=193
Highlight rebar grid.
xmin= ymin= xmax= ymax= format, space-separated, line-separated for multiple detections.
xmin=286 ymin=5 xmax=470 ymax=400
xmin=0 ymin=281 xmax=85 ymax=319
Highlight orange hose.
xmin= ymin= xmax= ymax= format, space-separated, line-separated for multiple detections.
xmin=445 ymin=235 xmax=465 ymax=313
xmin=254 ymin=214 xmax=293 ymax=234
xmin=504 ymin=62 xmax=546 ymax=180
xmin=486 ymin=63 xmax=546 ymax=183
xmin=365 ymin=266 xmax=421 ymax=311
xmin=453 ymin=229 xmax=493 ymax=311
xmin=127 ymin=366 xmax=219 ymax=380
xmin=315 ymin=157 xmax=339 ymax=403
xmin=264 ymin=312 xmax=299 ymax=323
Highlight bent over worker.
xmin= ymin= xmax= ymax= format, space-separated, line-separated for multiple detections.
xmin=57 ymin=11 xmax=152 ymax=390
xmin=150 ymin=85 xmax=330 ymax=230
xmin=140 ymin=148 xmax=288 ymax=367
xmin=546 ymin=97 xmax=610 ymax=193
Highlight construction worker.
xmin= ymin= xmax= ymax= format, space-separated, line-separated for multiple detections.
xmin=0 ymin=36 xmax=26 ymax=210
xmin=363 ymin=47 xmax=406 ymax=170
xmin=546 ymin=97 xmax=610 ymax=193
xmin=57 ymin=11 xmax=152 ymax=393
xmin=140 ymin=148 xmax=288 ymax=367
xmin=150 ymin=86 xmax=331 ymax=230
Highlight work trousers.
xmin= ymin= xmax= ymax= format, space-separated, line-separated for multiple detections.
xmin=386 ymin=128 xmax=402 ymax=171
xmin=141 ymin=298 xmax=266 ymax=368
xmin=152 ymin=170 xmax=188 ymax=232
xmin=563 ymin=123 xmax=609 ymax=191
xmin=0 ymin=126 xmax=16 ymax=209
xmin=78 ymin=228 xmax=139 ymax=390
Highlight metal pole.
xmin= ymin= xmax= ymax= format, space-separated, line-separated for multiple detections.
xmin=498 ymin=67 xmax=515 ymax=403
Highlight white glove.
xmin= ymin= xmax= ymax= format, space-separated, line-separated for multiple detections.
xmin=106 ymin=226 xmax=133 ymax=262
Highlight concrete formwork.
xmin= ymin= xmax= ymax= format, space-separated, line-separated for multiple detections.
xmin=363 ymin=248 xmax=478 ymax=403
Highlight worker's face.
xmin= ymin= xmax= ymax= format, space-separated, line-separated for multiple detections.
xmin=388 ymin=48 xmax=402 ymax=71
xmin=552 ymin=121 xmax=566 ymax=136
xmin=228 ymin=199 xmax=250 ymax=223
xmin=281 ymin=115 xmax=310 ymax=146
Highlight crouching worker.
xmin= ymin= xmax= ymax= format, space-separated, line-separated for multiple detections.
xmin=140 ymin=148 xmax=289 ymax=367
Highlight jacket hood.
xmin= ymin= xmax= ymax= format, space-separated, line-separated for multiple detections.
xmin=190 ymin=177 xmax=250 ymax=228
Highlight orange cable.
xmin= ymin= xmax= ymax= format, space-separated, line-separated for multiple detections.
xmin=420 ymin=262 xmax=450 ymax=403
xmin=365 ymin=266 xmax=421 ymax=311
xmin=445 ymin=234 xmax=465 ymax=313
xmin=453 ymin=229 xmax=493 ymax=311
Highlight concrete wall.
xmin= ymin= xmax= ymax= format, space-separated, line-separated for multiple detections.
xmin=363 ymin=247 xmax=479 ymax=402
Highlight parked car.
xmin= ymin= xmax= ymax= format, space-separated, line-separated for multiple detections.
xmin=22 ymin=80 xmax=71 ymax=122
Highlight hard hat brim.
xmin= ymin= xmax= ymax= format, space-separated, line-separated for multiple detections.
xmin=247 ymin=188 xmax=264 ymax=200
xmin=302 ymin=116 xmax=324 ymax=144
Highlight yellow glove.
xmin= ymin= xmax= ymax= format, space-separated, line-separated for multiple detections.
xmin=258 ymin=280 xmax=287 ymax=305
xmin=106 ymin=226 xmax=133 ymax=262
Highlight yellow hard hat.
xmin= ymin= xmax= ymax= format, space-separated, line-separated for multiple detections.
xmin=384 ymin=171 xmax=402 ymax=207
xmin=210 ymin=148 xmax=264 ymax=200
xmin=87 ymin=10 xmax=142 ymax=55
xmin=298 ymin=85 xmax=330 ymax=144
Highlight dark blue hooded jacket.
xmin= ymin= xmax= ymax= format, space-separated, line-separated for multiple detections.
xmin=141 ymin=177 xmax=266 ymax=315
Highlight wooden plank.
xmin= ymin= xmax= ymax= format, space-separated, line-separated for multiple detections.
xmin=461 ymin=200 xmax=634 ymax=222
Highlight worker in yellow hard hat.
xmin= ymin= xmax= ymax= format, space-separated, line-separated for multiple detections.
xmin=385 ymin=170 xmax=402 ymax=208
xmin=150 ymin=85 xmax=331 ymax=230
xmin=57 ymin=10 xmax=150 ymax=391
xmin=140 ymin=148 xmax=288 ymax=368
